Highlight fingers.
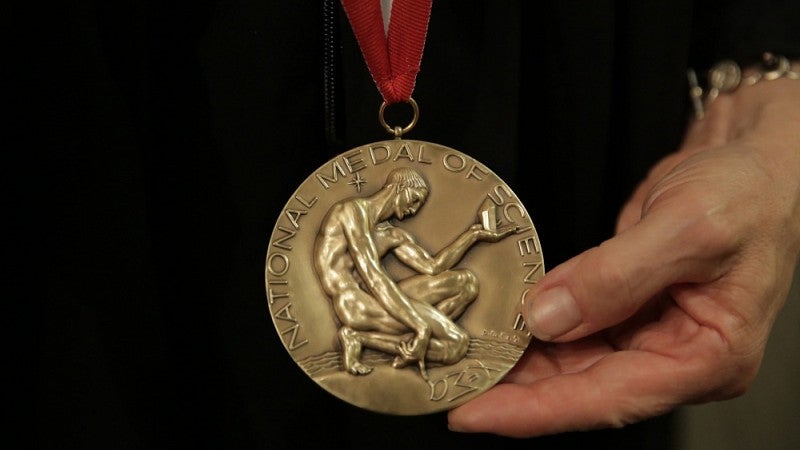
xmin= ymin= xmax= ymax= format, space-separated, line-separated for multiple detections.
xmin=502 ymin=337 xmax=615 ymax=385
xmin=398 ymin=341 xmax=413 ymax=359
xmin=524 ymin=203 xmax=732 ymax=342
xmin=448 ymin=346 xmax=708 ymax=437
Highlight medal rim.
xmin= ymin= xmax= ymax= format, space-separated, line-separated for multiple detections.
xmin=265 ymin=139 xmax=544 ymax=414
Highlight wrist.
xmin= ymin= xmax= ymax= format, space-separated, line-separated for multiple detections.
xmin=689 ymin=53 xmax=800 ymax=119
xmin=688 ymin=68 xmax=800 ymax=151
xmin=725 ymin=77 xmax=800 ymax=254
xmin=729 ymin=76 xmax=800 ymax=141
xmin=682 ymin=62 xmax=800 ymax=250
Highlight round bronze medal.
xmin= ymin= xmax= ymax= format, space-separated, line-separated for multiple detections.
xmin=265 ymin=140 xmax=543 ymax=415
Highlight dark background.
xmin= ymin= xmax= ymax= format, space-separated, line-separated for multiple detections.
xmin=34 ymin=1 xmax=799 ymax=448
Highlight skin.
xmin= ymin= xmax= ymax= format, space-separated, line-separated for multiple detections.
xmin=448 ymin=77 xmax=800 ymax=436
xmin=314 ymin=172 xmax=517 ymax=379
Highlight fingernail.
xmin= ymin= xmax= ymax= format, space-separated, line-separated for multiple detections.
xmin=447 ymin=421 xmax=464 ymax=433
xmin=525 ymin=286 xmax=581 ymax=340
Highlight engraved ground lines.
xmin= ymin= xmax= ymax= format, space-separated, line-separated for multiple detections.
xmin=466 ymin=338 xmax=525 ymax=364
xmin=298 ymin=338 xmax=523 ymax=376
xmin=297 ymin=350 xmax=393 ymax=376
xmin=296 ymin=351 xmax=340 ymax=376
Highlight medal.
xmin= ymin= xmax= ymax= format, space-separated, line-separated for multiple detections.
xmin=265 ymin=0 xmax=544 ymax=415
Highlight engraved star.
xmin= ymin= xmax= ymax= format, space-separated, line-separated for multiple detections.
xmin=348 ymin=173 xmax=367 ymax=192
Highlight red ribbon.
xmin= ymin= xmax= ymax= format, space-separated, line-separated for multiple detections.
xmin=340 ymin=0 xmax=432 ymax=104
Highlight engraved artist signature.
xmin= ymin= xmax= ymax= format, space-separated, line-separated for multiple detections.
xmin=428 ymin=360 xmax=503 ymax=402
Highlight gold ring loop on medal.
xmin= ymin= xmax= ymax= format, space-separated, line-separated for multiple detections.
xmin=379 ymin=97 xmax=419 ymax=137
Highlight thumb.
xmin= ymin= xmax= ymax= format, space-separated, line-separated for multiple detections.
xmin=524 ymin=207 xmax=728 ymax=342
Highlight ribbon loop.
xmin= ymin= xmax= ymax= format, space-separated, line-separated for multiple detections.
xmin=341 ymin=0 xmax=432 ymax=104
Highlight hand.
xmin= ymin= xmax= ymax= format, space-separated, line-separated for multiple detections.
xmin=448 ymin=78 xmax=800 ymax=437
xmin=399 ymin=331 xmax=431 ymax=380
xmin=399 ymin=331 xmax=430 ymax=362
xmin=470 ymin=223 xmax=519 ymax=243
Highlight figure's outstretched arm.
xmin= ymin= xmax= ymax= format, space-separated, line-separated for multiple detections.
xmin=393 ymin=224 xmax=518 ymax=275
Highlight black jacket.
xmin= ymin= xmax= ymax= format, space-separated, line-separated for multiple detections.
xmin=38 ymin=1 xmax=799 ymax=448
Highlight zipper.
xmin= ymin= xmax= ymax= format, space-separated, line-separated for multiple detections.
xmin=323 ymin=0 xmax=344 ymax=154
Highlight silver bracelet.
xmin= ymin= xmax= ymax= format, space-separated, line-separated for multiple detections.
xmin=687 ymin=52 xmax=800 ymax=119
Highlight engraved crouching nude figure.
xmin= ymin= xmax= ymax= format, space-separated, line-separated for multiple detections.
xmin=313 ymin=168 xmax=517 ymax=380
